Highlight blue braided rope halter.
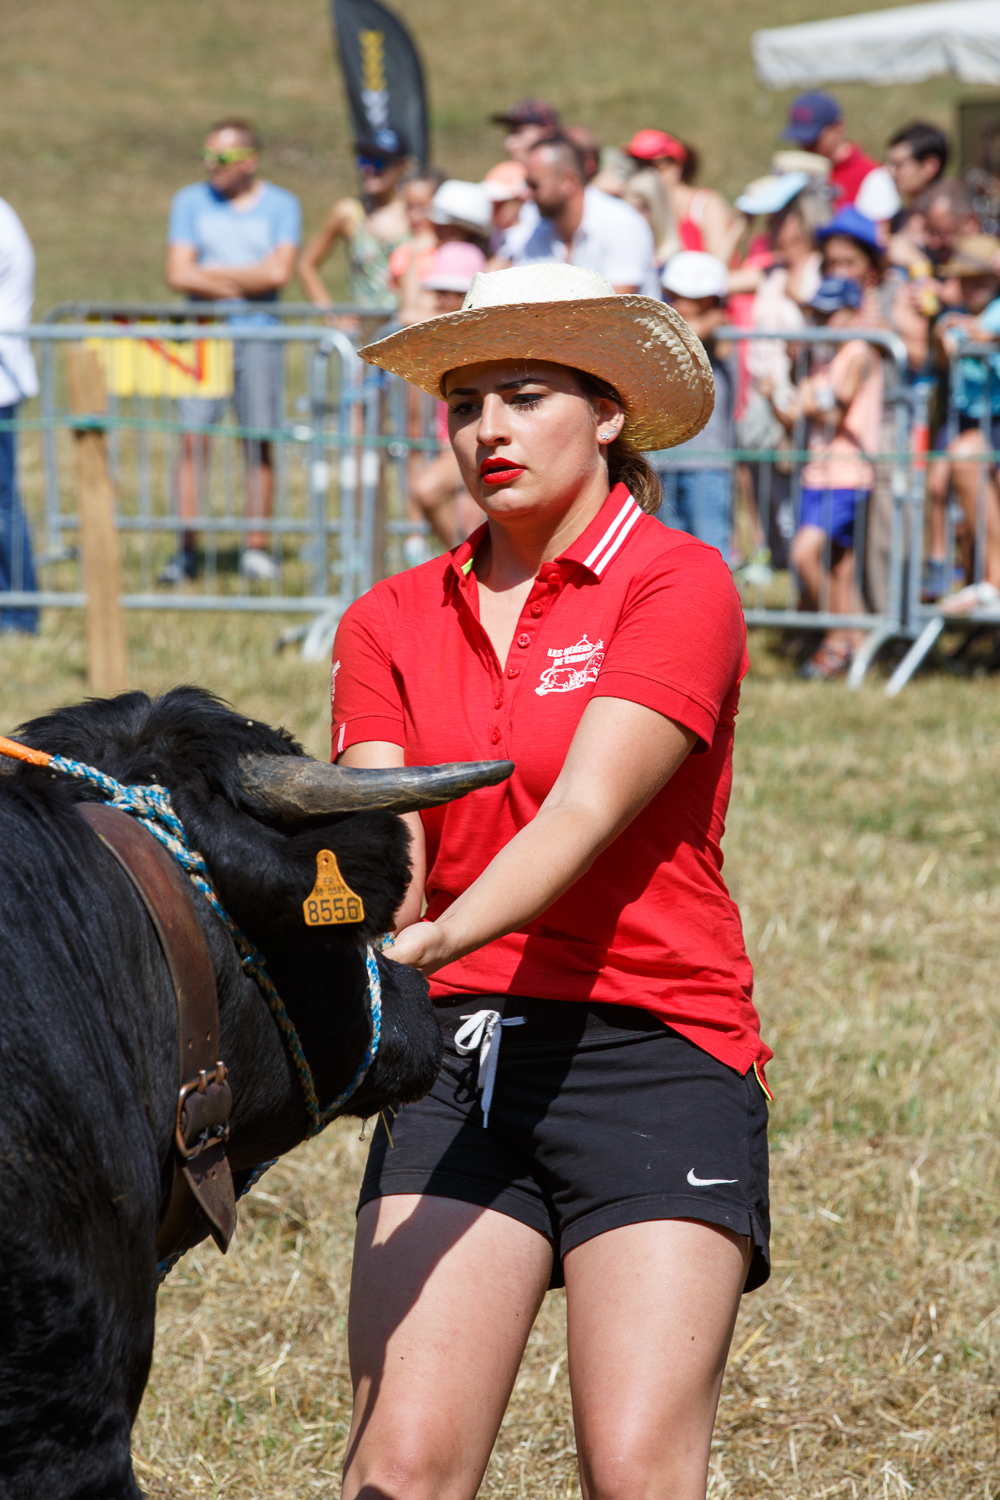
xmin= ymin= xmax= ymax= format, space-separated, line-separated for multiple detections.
xmin=36 ymin=751 xmax=382 ymax=1137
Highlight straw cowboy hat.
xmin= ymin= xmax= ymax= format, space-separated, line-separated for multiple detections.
xmin=358 ymin=264 xmax=714 ymax=451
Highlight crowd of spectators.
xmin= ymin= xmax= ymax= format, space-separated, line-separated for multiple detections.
xmin=3 ymin=94 xmax=1000 ymax=681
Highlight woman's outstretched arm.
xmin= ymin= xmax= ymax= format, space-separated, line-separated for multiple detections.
xmin=375 ymin=696 xmax=696 ymax=976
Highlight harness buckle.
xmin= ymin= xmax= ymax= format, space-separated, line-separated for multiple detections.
xmin=175 ymin=1062 xmax=232 ymax=1160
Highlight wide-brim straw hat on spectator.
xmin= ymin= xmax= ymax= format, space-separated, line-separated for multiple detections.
xmin=358 ymin=264 xmax=714 ymax=451
xmin=938 ymin=234 xmax=1000 ymax=278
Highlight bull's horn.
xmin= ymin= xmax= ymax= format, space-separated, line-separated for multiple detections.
xmin=237 ymin=755 xmax=514 ymax=819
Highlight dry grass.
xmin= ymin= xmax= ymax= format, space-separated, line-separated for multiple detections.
xmin=2 ymin=0 xmax=971 ymax=310
xmin=4 ymin=618 xmax=1000 ymax=1496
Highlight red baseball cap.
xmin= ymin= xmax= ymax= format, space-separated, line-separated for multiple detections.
xmin=623 ymin=129 xmax=687 ymax=164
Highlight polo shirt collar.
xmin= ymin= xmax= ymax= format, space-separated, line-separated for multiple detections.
xmin=448 ymin=484 xmax=641 ymax=591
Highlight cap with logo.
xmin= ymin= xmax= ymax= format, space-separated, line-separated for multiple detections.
xmin=782 ymin=91 xmax=842 ymax=148
xmin=355 ymin=128 xmax=407 ymax=159
xmin=490 ymin=97 xmax=561 ymax=130
xmin=623 ymin=129 xmax=687 ymax=165
xmin=661 ymin=251 xmax=729 ymax=301
xmin=810 ymin=275 xmax=863 ymax=313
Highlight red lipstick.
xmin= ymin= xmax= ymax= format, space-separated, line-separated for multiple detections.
xmin=479 ymin=457 xmax=526 ymax=486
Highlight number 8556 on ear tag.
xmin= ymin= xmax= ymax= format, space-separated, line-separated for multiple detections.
xmin=303 ymin=850 xmax=366 ymax=926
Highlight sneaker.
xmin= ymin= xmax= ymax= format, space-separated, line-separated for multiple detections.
xmin=239 ymin=548 xmax=278 ymax=582
xmin=157 ymin=548 xmax=199 ymax=585
xmin=940 ymin=580 xmax=1000 ymax=617
xmin=799 ymin=639 xmax=853 ymax=679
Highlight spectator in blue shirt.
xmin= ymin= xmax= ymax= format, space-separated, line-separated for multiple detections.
xmin=928 ymin=235 xmax=1000 ymax=614
xmin=164 ymin=119 xmax=301 ymax=584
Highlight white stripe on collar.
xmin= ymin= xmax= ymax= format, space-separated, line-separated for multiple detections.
xmin=584 ymin=494 xmax=642 ymax=576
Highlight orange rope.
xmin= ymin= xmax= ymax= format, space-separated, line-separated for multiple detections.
xmin=0 ymin=735 xmax=51 ymax=768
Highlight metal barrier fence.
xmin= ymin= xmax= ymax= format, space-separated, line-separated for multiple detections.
xmin=0 ymin=319 xmax=446 ymax=660
xmin=2 ymin=312 xmax=997 ymax=691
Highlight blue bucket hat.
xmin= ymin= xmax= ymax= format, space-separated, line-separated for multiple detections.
xmin=810 ymin=275 xmax=863 ymax=314
xmin=816 ymin=206 xmax=882 ymax=256
xmin=783 ymin=91 xmax=841 ymax=147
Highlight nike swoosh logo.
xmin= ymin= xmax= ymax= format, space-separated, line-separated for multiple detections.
xmin=687 ymin=1169 xmax=738 ymax=1186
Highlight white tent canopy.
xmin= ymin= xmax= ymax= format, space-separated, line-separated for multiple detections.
xmin=753 ymin=0 xmax=1000 ymax=89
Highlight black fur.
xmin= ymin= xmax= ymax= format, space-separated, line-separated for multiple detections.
xmin=0 ymin=688 xmax=442 ymax=1498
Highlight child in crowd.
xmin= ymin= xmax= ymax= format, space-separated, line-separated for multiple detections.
xmin=651 ymin=251 xmax=737 ymax=559
xmin=762 ymin=274 xmax=884 ymax=679
xmin=408 ymin=241 xmax=488 ymax=550
xmin=925 ymin=235 xmax=1000 ymax=614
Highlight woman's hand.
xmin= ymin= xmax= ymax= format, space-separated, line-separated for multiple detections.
xmin=386 ymin=920 xmax=454 ymax=977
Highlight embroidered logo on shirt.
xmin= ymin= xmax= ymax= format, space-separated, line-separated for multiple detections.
xmin=535 ymin=635 xmax=605 ymax=696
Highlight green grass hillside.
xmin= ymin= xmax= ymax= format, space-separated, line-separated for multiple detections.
xmin=1 ymin=0 xmax=982 ymax=311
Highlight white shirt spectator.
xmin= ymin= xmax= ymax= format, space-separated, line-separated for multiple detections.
xmin=0 ymin=198 xmax=39 ymax=408
xmin=508 ymin=187 xmax=659 ymax=297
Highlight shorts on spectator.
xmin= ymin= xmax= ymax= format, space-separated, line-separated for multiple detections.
xmin=652 ymin=467 xmax=734 ymax=561
xmin=798 ymin=486 xmax=866 ymax=550
xmin=176 ymin=340 xmax=283 ymax=436
xmin=956 ymin=414 xmax=1000 ymax=450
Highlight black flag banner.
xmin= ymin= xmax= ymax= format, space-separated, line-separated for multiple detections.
xmin=332 ymin=0 xmax=429 ymax=167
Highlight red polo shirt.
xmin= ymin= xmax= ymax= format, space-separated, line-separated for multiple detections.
xmin=331 ymin=485 xmax=769 ymax=1076
xmin=830 ymin=142 xmax=879 ymax=207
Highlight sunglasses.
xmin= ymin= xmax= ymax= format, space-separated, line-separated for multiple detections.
xmin=203 ymin=147 xmax=256 ymax=168
xmin=358 ymin=154 xmax=403 ymax=173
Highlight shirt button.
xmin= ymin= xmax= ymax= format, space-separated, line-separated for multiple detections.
xmin=494 ymin=695 xmax=504 ymax=709
xmin=517 ymin=632 xmax=531 ymax=648
xmin=530 ymin=602 xmax=543 ymax=617
xmin=490 ymin=728 xmax=501 ymax=745
xmin=548 ymin=577 xmax=562 ymax=592
xmin=506 ymin=665 xmax=520 ymax=679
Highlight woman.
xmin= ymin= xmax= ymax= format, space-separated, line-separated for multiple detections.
xmin=298 ymin=132 xmax=410 ymax=311
xmin=332 ymin=263 xmax=772 ymax=1500
xmin=624 ymin=130 xmax=741 ymax=264
xmin=624 ymin=167 xmax=680 ymax=270
xmin=387 ymin=167 xmax=447 ymax=323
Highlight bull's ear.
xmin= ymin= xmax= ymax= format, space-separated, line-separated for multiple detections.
xmin=237 ymin=756 xmax=513 ymax=820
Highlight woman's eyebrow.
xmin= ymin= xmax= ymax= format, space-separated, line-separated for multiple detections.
xmin=446 ymin=377 xmax=548 ymax=399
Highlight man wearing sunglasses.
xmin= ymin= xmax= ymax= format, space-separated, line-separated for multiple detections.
xmin=164 ymin=119 xmax=301 ymax=584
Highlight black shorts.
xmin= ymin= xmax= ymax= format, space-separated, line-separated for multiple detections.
xmin=359 ymin=996 xmax=771 ymax=1293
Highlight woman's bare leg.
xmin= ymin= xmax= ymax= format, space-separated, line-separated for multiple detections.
xmin=343 ymin=1195 xmax=552 ymax=1500
xmin=790 ymin=523 xmax=825 ymax=609
xmin=949 ymin=429 xmax=1000 ymax=586
xmin=565 ymin=1219 xmax=751 ymax=1500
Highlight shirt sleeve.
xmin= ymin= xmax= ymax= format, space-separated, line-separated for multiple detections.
xmin=167 ymin=185 xmax=198 ymax=245
xmin=979 ymin=298 xmax=1000 ymax=336
xmin=601 ymin=204 xmax=656 ymax=288
xmin=592 ymin=537 xmax=747 ymax=751
xmin=273 ymin=189 xmax=302 ymax=246
xmin=330 ymin=586 xmax=405 ymax=758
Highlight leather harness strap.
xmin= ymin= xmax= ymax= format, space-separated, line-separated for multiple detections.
xmin=76 ymin=803 xmax=237 ymax=1258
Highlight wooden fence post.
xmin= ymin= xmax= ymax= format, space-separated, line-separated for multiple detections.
xmin=66 ymin=347 xmax=128 ymax=695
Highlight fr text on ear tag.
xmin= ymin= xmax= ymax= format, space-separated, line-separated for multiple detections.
xmin=303 ymin=850 xmax=365 ymax=926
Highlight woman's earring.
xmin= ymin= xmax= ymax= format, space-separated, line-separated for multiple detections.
xmin=599 ymin=428 xmax=614 ymax=442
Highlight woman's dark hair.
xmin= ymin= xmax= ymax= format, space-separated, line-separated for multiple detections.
xmin=679 ymin=140 xmax=699 ymax=185
xmin=823 ymin=231 xmax=886 ymax=279
xmin=572 ymin=369 xmax=662 ymax=515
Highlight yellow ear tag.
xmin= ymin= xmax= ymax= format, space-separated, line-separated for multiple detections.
xmin=303 ymin=850 xmax=365 ymax=926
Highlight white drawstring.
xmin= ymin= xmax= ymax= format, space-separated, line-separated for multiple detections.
xmin=454 ymin=1009 xmax=526 ymax=1127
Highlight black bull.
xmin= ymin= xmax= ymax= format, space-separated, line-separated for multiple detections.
xmin=0 ymin=687 xmax=510 ymax=1499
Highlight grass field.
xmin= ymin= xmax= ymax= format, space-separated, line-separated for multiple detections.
xmin=1 ymin=0 xmax=976 ymax=312
xmin=3 ymin=616 xmax=1000 ymax=1497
